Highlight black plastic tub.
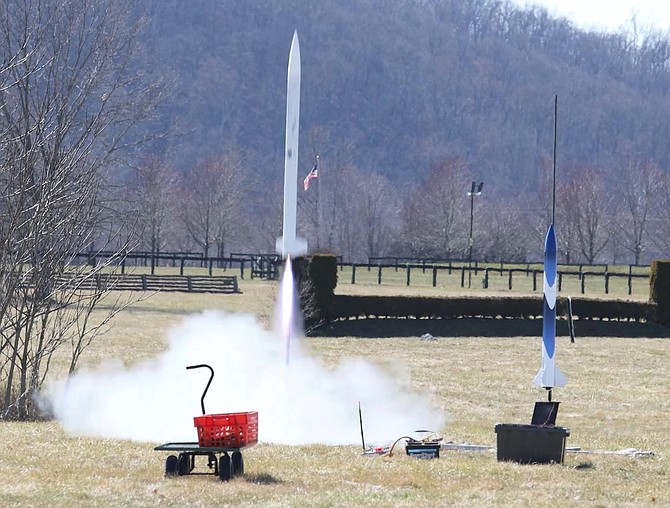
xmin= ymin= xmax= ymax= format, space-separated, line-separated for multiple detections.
xmin=494 ymin=423 xmax=570 ymax=464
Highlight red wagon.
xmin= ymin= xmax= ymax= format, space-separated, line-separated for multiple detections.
xmin=154 ymin=364 xmax=258 ymax=481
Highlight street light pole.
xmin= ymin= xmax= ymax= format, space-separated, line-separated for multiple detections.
xmin=467 ymin=181 xmax=484 ymax=288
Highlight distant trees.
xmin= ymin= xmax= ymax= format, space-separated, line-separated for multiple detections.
xmin=356 ymin=171 xmax=400 ymax=259
xmin=127 ymin=158 xmax=180 ymax=254
xmin=179 ymin=151 xmax=249 ymax=258
xmin=609 ymin=159 xmax=660 ymax=265
xmin=400 ymin=158 xmax=472 ymax=259
xmin=561 ymin=166 xmax=609 ymax=264
xmin=478 ymin=198 xmax=528 ymax=263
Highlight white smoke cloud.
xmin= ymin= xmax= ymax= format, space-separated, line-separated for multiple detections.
xmin=43 ymin=310 xmax=447 ymax=445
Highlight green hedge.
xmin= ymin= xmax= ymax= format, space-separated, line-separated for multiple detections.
xmin=650 ymin=259 xmax=670 ymax=325
xmin=294 ymin=254 xmax=338 ymax=330
xmin=331 ymin=295 xmax=656 ymax=322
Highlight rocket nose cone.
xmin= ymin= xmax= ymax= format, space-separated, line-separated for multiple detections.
xmin=288 ymin=31 xmax=301 ymax=76
xmin=544 ymin=223 xmax=557 ymax=253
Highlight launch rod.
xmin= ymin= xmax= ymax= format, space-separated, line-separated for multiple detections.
xmin=552 ymin=94 xmax=558 ymax=225
xmin=359 ymin=401 xmax=366 ymax=451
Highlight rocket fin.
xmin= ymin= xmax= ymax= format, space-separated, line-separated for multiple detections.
xmin=533 ymin=364 xmax=567 ymax=388
xmin=276 ymin=235 xmax=308 ymax=258
xmin=553 ymin=365 xmax=567 ymax=387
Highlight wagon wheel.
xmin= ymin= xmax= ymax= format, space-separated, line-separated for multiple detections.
xmin=177 ymin=453 xmax=191 ymax=475
xmin=219 ymin=453 xmax=232 ymax=481
xmin=165 ymin=455 xmax=178 ymax=477
xmin=231 ymin=451 xmax=244 ymax=476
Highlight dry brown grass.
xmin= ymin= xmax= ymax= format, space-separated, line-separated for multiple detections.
xmin=1 ymin=277 xmax=668 ymax=507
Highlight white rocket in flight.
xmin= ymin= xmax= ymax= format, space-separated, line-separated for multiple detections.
xmin=276 ymin=31 xmax=308 ymax=259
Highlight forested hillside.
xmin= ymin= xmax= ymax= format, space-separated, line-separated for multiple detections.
xmin=139 ymin=0 xmax=670 ymax=192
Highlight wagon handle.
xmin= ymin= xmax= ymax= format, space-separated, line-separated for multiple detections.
xmin=186 ymin=364 xmax=214 ymax=415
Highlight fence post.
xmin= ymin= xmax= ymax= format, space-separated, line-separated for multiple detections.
xmin=377 ymin=265 xmax=382 ymax=285
xmin=351 ymin=265 xmax=356 ymax=284
xmin=482 ymin=268 xmax=489 ymax=289
xmin=461 ymin=267 xmax=465 ymax=288
xmin=406 ymin=265 xmax=411 ymax=286
xmin=581 ymin=273 xmax=586 ymax=294
xmin=558 ymin=273 xmax=562 ymax=292
xmin=432 ymin=267 xmax=437 ymax=287
xmin=533 ymin=270 xmax=537 ymax=291
xmin=508 ymin=270 xmax=513 ymax=290
xmin=605 ymin=272 xmax=610 ymax=294
xmin=628 ymin=271 xmax=633 ymax=295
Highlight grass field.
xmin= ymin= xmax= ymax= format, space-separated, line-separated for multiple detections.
xmin=1 ymin=277 xmax=668 ymax=507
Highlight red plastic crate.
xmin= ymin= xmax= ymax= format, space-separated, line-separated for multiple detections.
xmin=193 ymin=411 xmax=258 ymax=448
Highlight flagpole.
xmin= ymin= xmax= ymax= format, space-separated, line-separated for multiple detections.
xmin=316 ymin=155 xmax=321 ymax=249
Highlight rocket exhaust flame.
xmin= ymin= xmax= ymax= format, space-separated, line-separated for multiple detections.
xmin=279 ymin=256 xmax=296 ymax=366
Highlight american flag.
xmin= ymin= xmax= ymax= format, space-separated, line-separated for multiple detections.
xmin=303 ymin=159 xmax=319 ymax=191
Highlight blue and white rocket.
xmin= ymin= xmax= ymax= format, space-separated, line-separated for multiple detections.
xmin=533 ymin=223 xmax=567 ymax=394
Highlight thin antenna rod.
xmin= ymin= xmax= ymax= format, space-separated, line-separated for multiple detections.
xmin=358 ymin=401 xmax=366 ymax=452
xmin=552 ymin=95 xmax=557 ymax=225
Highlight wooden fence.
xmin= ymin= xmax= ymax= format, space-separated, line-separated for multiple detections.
xmin=72 ymin=251 xmax=651 ymax=296
xmin=342 ymin=263 xmax=649 ymax=296
xmin=75 ymin=252 xmax=257 ymax=279
xmin=57 ymin=273 xmax=240 ymax=294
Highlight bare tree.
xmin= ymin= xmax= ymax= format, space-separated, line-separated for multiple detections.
xmin=560 ymin=166 xmax=609 ymax=264
xmin=400 ymin=158 xmax=472 ymax=259
xmin=357 ymin=171 xmax=400 ymax=259
xmin=329 ymin=163 xmax=363 ymax=262
xmin=609 ymin=158 xmax=660 ymax=264
xmin=479 ymin=198 xmax=528 ymax=262
xmin=0 ymin=0 xmax=163 ymax=419
xmin=180 ymin=151 xmax=248 ymax=258
xmin=127 ymin=157 xmax=180 ymax=255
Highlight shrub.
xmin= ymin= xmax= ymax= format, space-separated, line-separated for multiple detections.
xmin=650 ymin=259 xmax=670 ymax=325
